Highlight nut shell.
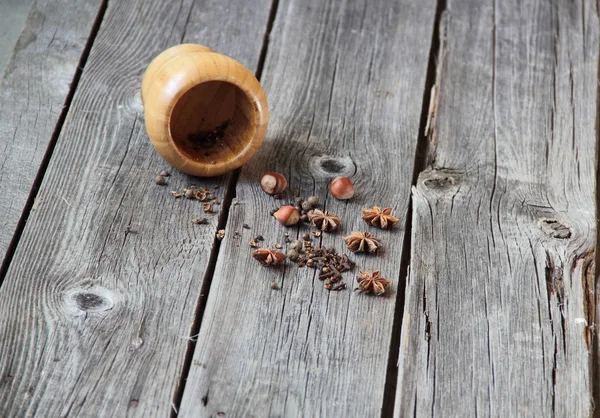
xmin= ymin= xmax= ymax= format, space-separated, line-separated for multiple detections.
xmin=274 ymin=206 xmax=300 ymax=226
xmin=260 ymin=172 xmax=287 ymax=195
xmin=329 ymin=176 xmax=354 ymax=200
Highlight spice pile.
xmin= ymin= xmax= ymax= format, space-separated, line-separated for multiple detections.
xmin=154 ymin=170 xmax=221 ymax=219
xmin=251 ymin=172 xmax=400 ymax=296
xmin=153 ymin=168 xmax=398 ymax=296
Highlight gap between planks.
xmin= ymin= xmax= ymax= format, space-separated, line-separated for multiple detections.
xmin=380 ymin=0 xmax=447 ymax=415
xmin=593 ymin=17 xmax=600 ymax=417
xmin=169 ymin=0 xmax=281 ymax=415
xmin=0 ymin=0 xmax=109 ymax=286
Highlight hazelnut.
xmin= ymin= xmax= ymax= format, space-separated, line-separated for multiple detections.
xmin=329 ymin=176 xmax=354 ymax=200
xmin=274 ymin=206 xmax=300 ymax=226
xmin=307 ymin=196 xmax=319 ymax=207
xmin=260 ymin=172 xmax=287 ymax=195
xmin=290 ymin=240 xmax=303 ymax=251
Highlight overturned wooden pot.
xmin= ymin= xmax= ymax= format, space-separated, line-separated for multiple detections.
xmin=142 ymin=44 xmax=268 ymax=177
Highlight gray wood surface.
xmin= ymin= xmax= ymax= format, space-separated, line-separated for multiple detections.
xmin=0 ymin=0 xmax=32 ymax=74
xmin=179 ymin=0 xmax=436 ymax=416
xmin=395 ymin=0 xmax=598 ymax=416
xmin=0 ymin=0 xmax=271 ymax=415
xmin=0 ymin=0 xmax=103 ymax=269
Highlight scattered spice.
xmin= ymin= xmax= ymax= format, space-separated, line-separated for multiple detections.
xmin=312 ymin=231 xmax=322 ymax=238
xmin=212 ymin=199 xmax=220 ymax=205
xmin=233 ymin=199 xmax=240 ymax=205
xmin=307 ymin=196 xmax=319 ymax=207
xmin=343 ymin=232 xmax=382 ymax=253
xmin=302 ymin=232 xmax=311 ymax=241
xmin=159 ymin=170 xmax=170 ymax=177
xmin=274 ymin=243 xmax=283 ymax=249
xmin=216 ymin=229 xmax=225 ymax=240
xmin=252 ymin=248 xmax=286 ymax=266
xmin=249 ymin=240 xmax=258 ymax=248
xmin=202 ymin=203 xmax=212 ymax=213
xmin=186 ymin=121 xmax=229 ymax=153
xmin=355 ymin=270 xmax=390 ymax=296
xmin=192 ymin=218 xmax=209 ymax=225
xmin=308 ymin=209 xmax=341 ymax=232
xmin=301 ymin=201 xmax=313 ymax=212
xmin=254 ymin=235 xmax=265 ymax=242
xmin=155 ymin=175 xmax=167 ymax=185
xmin=171 ymin=191 xmax=183 ymax=198
xmin=295 ymin=246 xmax=355 ymax=290
xmin=362 ymin=206 xmax=400 ymax=229
xmin=271 ymin=281 xmax=280 ymax=290
xmin=287 ymin=249 xmax=300 ymax=261
xmin=243 ymin=223 xmax=251 ymax=230
xmin=326 ymin=281 xmax=347 ymax=291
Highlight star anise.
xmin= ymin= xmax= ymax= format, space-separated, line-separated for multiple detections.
xmin=342 ymin=231 xmax=382 ymax=253
xmin=252 ymin=248 xmax=286 ymax=266
xmin=362 ymin=206 xmax=399 ymax=229
xmin=308 ymin=209 xmax=342 ymax=232
xmin=355 ymin=270 xmax=390 ymax=295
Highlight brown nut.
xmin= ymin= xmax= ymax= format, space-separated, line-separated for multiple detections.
xmin=274 ymin=206 xmax=300 ymax=226
xmin=329 ymin=176 xmax=354 ymax=200
xmin=260 ymin=172 xmax=287 ymax=195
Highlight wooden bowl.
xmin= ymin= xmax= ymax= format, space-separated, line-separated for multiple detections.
xmin=141 ymin=44 xmax=268 ymax=177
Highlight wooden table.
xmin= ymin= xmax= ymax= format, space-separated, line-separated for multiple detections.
xmin=0 ymin=0 xmax=597 ymax=416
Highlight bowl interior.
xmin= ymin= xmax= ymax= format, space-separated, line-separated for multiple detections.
xmin=169 ymin=81 xmax=256 ymax=165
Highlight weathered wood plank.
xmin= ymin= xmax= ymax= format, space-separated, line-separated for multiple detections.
xmin=0 ymin=0 xmax=32 ymax=73
xmin=0 ymin=0 xmax=104 ymax=269
xmin=396 ymin=0 xmax=598 ymax=416
xmin=179 ymin=0 xmax=436 ymax=416
xmin=0 ymin=0 xmax=271 ymax=415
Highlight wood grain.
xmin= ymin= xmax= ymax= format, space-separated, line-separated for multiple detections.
xmin=395 ymin=0 xmax=598 ymax=416
xmin=0 ymin=0 xmax=271 ymax=415
xmin=178 ymin=0 xmax=436 ymax=416
xmin=0 ymin=0 xmax=103 ymax=268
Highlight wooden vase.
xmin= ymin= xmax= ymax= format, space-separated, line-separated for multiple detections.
xmin=141 ymin=44 xmax=268 ymax=177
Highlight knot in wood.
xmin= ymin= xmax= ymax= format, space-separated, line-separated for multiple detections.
xmin=74 ymin=292 xmax=104 ymax=310
xmin=538 ymin=217 xmax=572 ymax=239
xmin=421 ymin=169 xmax=457 ymax=190
xmin=66 ymin=286 xmax=115 ymax=314
xmin=308 ymin=155 xmax=355 ymax=178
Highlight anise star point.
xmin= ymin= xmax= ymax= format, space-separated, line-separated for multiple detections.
xmin=308 ymin=209 xmax=342 ymax=232
xmin=355 ymin=270 xmax=390 ymax=296
xmin=252 ymin=248 xmax=286 ymax=267
xmin=362 ymin=206 xmax=399 ymax=229
xmin=342 ymin=231 xmax=382 ymax=253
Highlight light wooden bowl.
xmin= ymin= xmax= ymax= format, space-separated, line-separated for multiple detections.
xmin=141 ymin=44 xmax=268 ymax=177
